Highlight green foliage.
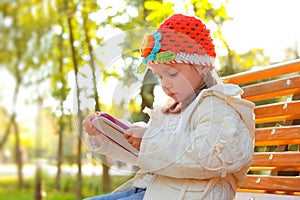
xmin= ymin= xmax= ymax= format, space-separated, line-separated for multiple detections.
xmin=144 ymin=0 xmax=174 ymax=24
xmin=219 ymin=48 xmax=271 ymax=75
xmin=191 ymin=0 xmax=231 ymax=23
xmin=0 ymin=175 xmax=132 ymax=200
xmin=136 ymin=62 xmax=147 ymax=74
xmin=0 ymin=0 xmax=55 ymax=73
xmin=235 ymin=48 xmax=270 ymax=70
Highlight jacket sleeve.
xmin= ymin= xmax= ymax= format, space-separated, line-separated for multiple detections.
xmin=83 ymin=133 xmax=138 ymax=165
xmin=137 ymin=96 xmax=254 ymax=179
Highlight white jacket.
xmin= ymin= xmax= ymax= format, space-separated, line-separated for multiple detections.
xmin=86 ymin=84 xmax=255 ymax=200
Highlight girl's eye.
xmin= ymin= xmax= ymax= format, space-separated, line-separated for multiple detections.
xmin=169 ymin=72 xmax=178 ymax=77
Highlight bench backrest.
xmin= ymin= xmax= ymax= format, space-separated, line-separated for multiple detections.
xmin=223 ymin=59 xmax=300 ymax=197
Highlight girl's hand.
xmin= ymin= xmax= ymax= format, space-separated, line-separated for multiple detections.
xmin=124 ymin=126 xmax=147 ymax=151
xmin=82 ymin=112 xmax=101 ymax=136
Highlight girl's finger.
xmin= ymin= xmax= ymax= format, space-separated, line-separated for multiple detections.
xmin=124 ymin=131 xmax=132 ymax=139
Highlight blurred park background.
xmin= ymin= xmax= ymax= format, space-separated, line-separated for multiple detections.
xmin=0 ymin=0 xmax=299 ymax=199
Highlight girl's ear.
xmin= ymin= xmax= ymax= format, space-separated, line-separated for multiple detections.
xmin=191 ymin=64 xmax=209 ymax=76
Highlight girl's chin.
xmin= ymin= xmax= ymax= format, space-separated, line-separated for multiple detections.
xmin=172 ymin=94 xmax=197 ymax=105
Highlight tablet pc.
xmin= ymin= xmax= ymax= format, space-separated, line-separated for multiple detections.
xmin=91 ymin=113 xmax=139 ymax=156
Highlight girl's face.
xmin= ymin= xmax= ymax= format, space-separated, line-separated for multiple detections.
xmin=150 ymin=63 xmax=205 ymax=103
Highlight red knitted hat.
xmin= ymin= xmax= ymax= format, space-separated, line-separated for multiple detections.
xmin=137 ymin=14 xmax=216 ymax=73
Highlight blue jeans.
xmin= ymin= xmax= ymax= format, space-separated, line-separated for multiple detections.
xmin=84 ymin=188 xmax=146 ymax=200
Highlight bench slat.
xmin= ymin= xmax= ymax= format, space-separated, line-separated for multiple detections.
xmin=255 ymin=125 xmax=300 ymax=146
xmin=255 ymin=101 xmax=300 ymax=124
xmin=235 ymin=192 xmax=300 ymax=200
xmin=241 ymin=176 xmax=300 ymax=192
xmin=222 ymin=59 xmax=300 ymax=85
xmin=242 ymin=75 xmax=300 ymax=102
xmin=251 ymin=152 xmax=300 ymax=167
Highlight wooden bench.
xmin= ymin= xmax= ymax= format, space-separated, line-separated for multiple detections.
xmin=222 ymin=59 xmax=300 ymax=200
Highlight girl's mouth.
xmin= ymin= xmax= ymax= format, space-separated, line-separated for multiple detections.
xmin=168 ymin=92 xmax=177 ymax=99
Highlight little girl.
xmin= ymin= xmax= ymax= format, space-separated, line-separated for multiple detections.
xmin=82 ymin=14 xmax=255 ymax=200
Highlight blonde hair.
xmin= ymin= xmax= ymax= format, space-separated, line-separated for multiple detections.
xmin=193 ymin=65 xmax=223 ymax=87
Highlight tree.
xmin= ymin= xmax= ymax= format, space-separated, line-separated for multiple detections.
xmin=81 ymin=0 xmax=113 ymax=192
xmin=0 ymin=1 xmax=25 ymax=188
xmin=50 ymin=17 xmax=72 ymax=190
xmin=63 ymin=1 xmax=85 ymax=198
xmin=0 ymin=0 xmax=53 ymax=189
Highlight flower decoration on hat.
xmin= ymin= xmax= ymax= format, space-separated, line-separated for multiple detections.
xmin=141 ymin=30 xmax=162 ymax=63
xmin=137 ymin=30 xmax=176 ymax=73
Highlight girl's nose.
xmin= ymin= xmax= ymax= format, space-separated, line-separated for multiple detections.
xmin=161 ymin=78 xmax=173 ymax=88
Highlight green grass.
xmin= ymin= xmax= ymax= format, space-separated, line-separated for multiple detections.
xmin=0 ymin=175 xmax=132 ymax=200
